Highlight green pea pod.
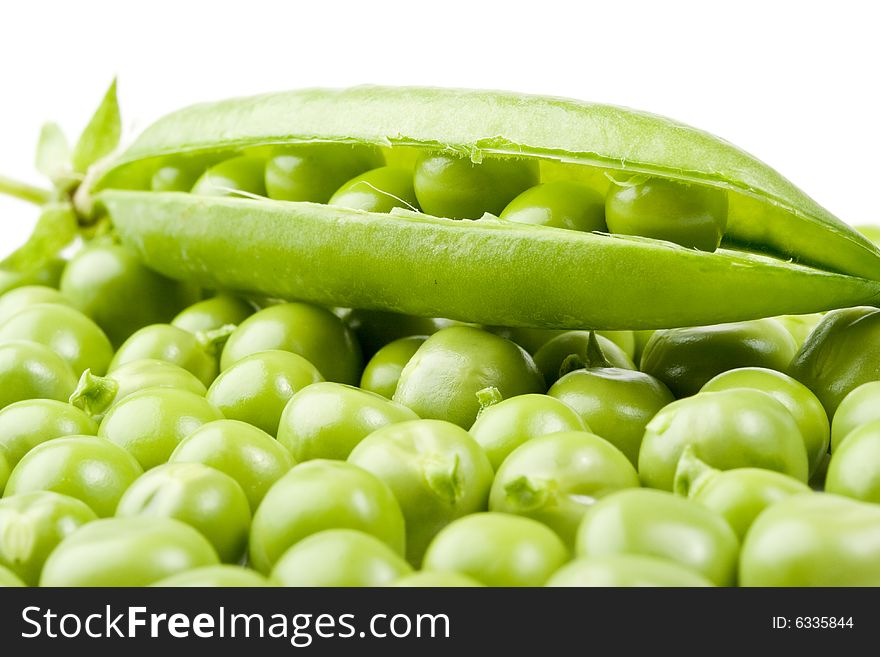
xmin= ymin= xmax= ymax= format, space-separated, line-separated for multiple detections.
xmin=94 ymin=87 xmax=880 ymax=329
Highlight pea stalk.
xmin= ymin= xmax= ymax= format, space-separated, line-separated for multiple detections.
xmin=0 ymin=175 xmax=52 ymax=206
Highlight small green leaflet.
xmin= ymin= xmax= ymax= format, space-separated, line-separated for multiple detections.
xmin=34 ymin=122 xmax=70 ymax=182
xmin=71 ymin=79 xmax=121 ymax=173
xmin=0 ymin=203 xmax=78 ymax=273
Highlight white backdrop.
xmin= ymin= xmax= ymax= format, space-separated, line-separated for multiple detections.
xmin=1 ymin=0 xmax=878 ymax=257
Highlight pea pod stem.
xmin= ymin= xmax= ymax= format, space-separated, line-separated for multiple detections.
xmin=0 ymin=175 xmax=52 ymax=206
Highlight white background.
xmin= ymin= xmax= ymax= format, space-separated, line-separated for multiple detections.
xmin=1 ymin=0 xmax=878 ymax=257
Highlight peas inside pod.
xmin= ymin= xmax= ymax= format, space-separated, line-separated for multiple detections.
xmin=2 ymin=84 xmax=880 ymax=589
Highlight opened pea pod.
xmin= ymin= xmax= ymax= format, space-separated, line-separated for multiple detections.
xmin=8 ymin=86 xmax=880 ymax=329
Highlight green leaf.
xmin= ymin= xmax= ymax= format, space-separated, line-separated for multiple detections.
xmin=71 ymin=79 xmax=121 ymax=173
xmin=35 ymin=122 xmax=70 ymax=180
xmin=0 ymin=202 xmax=78 ymax=273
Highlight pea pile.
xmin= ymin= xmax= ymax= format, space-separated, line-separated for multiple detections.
xmin=2 ymin=85 xmax=880 ymax=588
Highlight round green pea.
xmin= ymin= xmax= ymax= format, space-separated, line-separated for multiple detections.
xmin=639 ymin=389 xmax=809 ymax=490
xmin=249 ymin=460 xmax=406 ymax=574
xmin=278 ymin=382 xmax=418 ymax=462
xmin=774 ymin=313 xmax=823 ymax=348
xmin=271 ymin=529 xmax=412 ymax=587
xmin=150 ymin=163 xmax=201 ymax=192
xmin=265 ymin=144 xmax=383 ymax=203
xmin=469 ymin=393 xmax=587 ymax=470
xmin=329 ymin=166 xmax=419 ymax=213
xmin=500 ymin=180 xmax=606 ymax=232
xmin=172 ymin=294 xmax=255 ymax=334
xmin=0 ymin=341 xmax=78 ymax=410
xmin=413 ymin=153 xmax=539 ymax=219
xmin=207 ymin=350 xmax=324 ymax=435
xmin=0 ymin=491 xmax=97 ymax=585
xmin=826 ymin=420 xmax=880 ymax=503
xmin=0 ymin=399 xmax=97 ymax=467
xmin=423 ymin=512 xmax=568 ymax=587
xmin=221 ymin=302 xmax=362 ymax=385
xmin=605 ymin=176 xmax=728 ymax=251
xmin=702 ymin=367 xmax=829 ymax=476
xmin=533 ymin=331 xmax=635 ymax=387
xmin=547 ymin=555 xmax=714 ymax=587
xmin=576 ymin=488 xmax=739 ymax=586
xmin=5 ymin=435 xmax=143 ymax=517
xmin=360 ymin=336 xmax=427 ymax=398
xmin=348 ymin=419 xmax=494 ymax=565
xmin=170 ymin=419 xmax=294 ymax=511
xmin=110 ymin=324 xmax=219 ymax=387
xmin=393 ymin=326 xmax=545 ymax=428
xmin=98 ymin=388 xmax=223 ymax=470
xmin=490 ymin=431 xmax=639 ymax=548
xmin=116 ymin=462 xmax=251 ymax=563
xmin=391 ymin=571 xmax=483 ymax=587
xmin=152 ymin=565 xmax=270 ymax=587
xmin=0 ymin=285 xmax=73 ymax=324
xmin=830 ymin=381 xmax=880 ymax=451
xmin=192 ymin=155 xmax=267 ymax=197
xmin=40 ymin=517 xmax=219 ymax=586
xmin=346 ymin=308 xmax=449 ymax=357
xmin=0 ymin=258 xmax=65 ymax=296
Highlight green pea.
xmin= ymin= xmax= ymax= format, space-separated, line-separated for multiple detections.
xmin=329 ymin=166 xmax=419 ymax=213
xmin=830 ymin=381 xmax=880 ymax=451
xmin=774 ymin=313 xmax=823 ymax=348
xmin=116 ymin=462 xmax=251 ymax=563
xmin=413 ymin=153 xmax=539 ymax=219
xmin=640 ymin=319 xmax=797 ymax=398
xmin=170 ymin=419 xmax=295 ymax=512
xmin=152 ymin=565 xmax=270 ymax=587
xmin=533 ymin=331 xmax=635 ymax=387
xmin=98 ymin=388 xmax=223 ymax=470
xmin=0 ymin=257 xmax=65 ymax=296
xmin=271 ymin=529 xmax=412 ymax=587
xmin=221 ymin=302 xmax=362 ymax=385
xmin=547 ymin=555 xmax=714 ymax=587
xmin=469 ymin=393 xmax=587 ymax=470
xmin=393 ymin=326 xmax=545 ymax=428
xmin=192 ymin=155 xmax=266 ymax=197
xmin=576 ymin=488 xmax=739 ymax=586
xmin=69 ymin=358 xmax=208 ymax=420
xmin=346 ymin=309 xmax=450 ymax=357
xmin=605 ymin=176 xmax=728 ymax=251
xmin=265 ymin=144 xmax=383 ymax=202
xmin=639 ymin=389 xmax=809 ymax=490
xmin=0 ymin=285 xmax=73 ymax=324
xmin=0 ymin=341 xmax=77 ymax=410
xmin=40 ymin=517 xmax=219 ymax=586
xmin=0 ymin=564 xmax=24 ymax=587
xmin=171 ymin=294 xmax=255 ymax=334
xmin=5 ymin=435 xmax=143 ymax=517
xmin=60 ymin=242 xmax=200 ymax=348
xmin=825 ymin=420 xmax=880 ymax=503
xmin=548 ymin=368 xmax=673 ymax=467
xmin=348 ymin=419 xmax=493 ymax=566
xmin=0 ymin=304 xmax=113 ymax=376
xmin=0 ymin=399 xmax=97 ymax=468
xmin=0 ymin=491 xmax=97 ymax=585
xmin=151 ymin=163 xmax=201 ymax=192
xmin=360 ymin=336 xmax=427 ymax=398
xmin=674 ymin=447 xmax=811 ymax=540
xmin=490 ymin=431 xmax=639 ymax=547
xmin=110 ymin=324 xmax=220 ymax=387
xmin=422 ymin=512 xmax=568 ymax=587
xmin=701 ymin=367 xmax=829 ymax=476
xmin=740 ymin=493 xmax=880 ymax=586
xmin=500 ymin=180 xmax=606 ymax=232
xmin=391 ymin=571 xmax=483 ymax=587
xmin=249 ymin=460 xmax=405 ymax=574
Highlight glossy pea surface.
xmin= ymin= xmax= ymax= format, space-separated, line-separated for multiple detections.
xmin=547 ymin=554 xmax=714 ymax=587
xmin=830 ymin=381 xmax=880 ymax=451
xmin=98 ymin=388 xmax=223 ymax=470
xmin=0 ymin=341 xmax=78 ymax=410
xmin=329 ymin=166 xmax=418 ymax=213
xmin=345 ymin=309 xmax=448 ymax=357
xmin=170 ymin=419 xmax=294 ymax=511
xmin=207 ymin=350 xmax=324 ymax=435
xmin=391 ymin=571 xmax=483 ymax=587
xmin=576 ymin=488 xmax=739 ymax=586
xmin=489 ymin=431 xmax=639 ymax=547
xmin=278 ymin=381 xmax=417 ymax=461
xmin=0 ymin=399 xmax=97 ymax=467
xmin=533 ymin=331 xmax=634 ymax=387
xmin=265 ymin=144 xmax=382 ymax=202
xmin=221 ymin=302 xmax=362 ymax=385
xmin=271 ymin=529 xmax=412 ymax=587
xmin=192 ymin=155 xmax=266 ymax=197
xmin=825 ymin=420 xmax=880 ymax=503
xmin=422 ymin=512 xmax=568 ymax=587
xmin=5 ymin=435 xmax=143 ymax=517
xmin=110 ymin=323 xmax=219 ymax=387
xmin=152 ymin=565 xmax=269 ymax=587
xmin=413 ymin=153 xmax=539 ymax=219
xmin=171 ymin=294 xmax=255 ymax=333
xmin=500 ymin=180 xmax=606 ymax=231
xmin=0 ymin=285 xmax=73 ymax=324
xmin=393 ymin=326 xmax=545 ymax=428
xmin=360 ymin=336 xmax=427 ymax=398
xmin=40 ymin=516 xmax=219 ymax=586
xmin=349 ymin=419 xmax=494 ymax=565
xmin=605 ymin=177 xmax=728 ymax=251
xmin=249 ymin=460 xmax=405 ymax=574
